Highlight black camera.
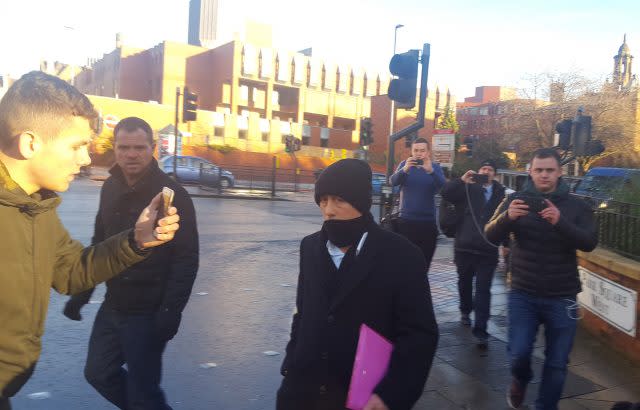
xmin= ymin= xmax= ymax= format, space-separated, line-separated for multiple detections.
xmin=471 ymin=173 xmax=489 ymax=185
xmin=414 ymin=159 xmax=424 ymax=166
xmin=513 ymin=193 xmax=547 ymax=213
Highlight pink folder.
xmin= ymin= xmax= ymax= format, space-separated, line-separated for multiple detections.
xmin=346 ymin=324 xmax=394 ymax=410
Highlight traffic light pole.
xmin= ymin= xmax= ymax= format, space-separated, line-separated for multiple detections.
xmin=173 ymin=87 xmax=180 ymax=179
xmin=382 ymin=43 xmax=430 ymax=221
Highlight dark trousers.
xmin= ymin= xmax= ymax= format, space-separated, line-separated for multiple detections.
xmin=455 ymin=251 xmax=497 ymax=332
xmin=0 ymin=397 xmax=11 ymax=410
xmin=396 ymin=219 xmax=439 ymax=272
xmin=84 ymin=305 xmax=171 ymax=410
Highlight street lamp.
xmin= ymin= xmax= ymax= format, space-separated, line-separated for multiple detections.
xmin=390 ymin=24 xmax=404 ymax=136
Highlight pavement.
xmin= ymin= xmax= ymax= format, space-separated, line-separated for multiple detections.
xmin=10 ymin=176 xmax=640 ymax=409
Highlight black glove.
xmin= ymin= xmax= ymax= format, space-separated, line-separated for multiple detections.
xmin=154 ymin=308 xmax=182 ymax=341
xmin=63 ymin=289 xmax=94 ymax=321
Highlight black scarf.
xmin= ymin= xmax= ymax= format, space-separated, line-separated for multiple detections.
xmin=321 ymin=214 xmax=371 ymax=248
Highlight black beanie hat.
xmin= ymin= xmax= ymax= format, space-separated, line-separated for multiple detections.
xmin=480 ymin=159 xmax=497 ymax=172
xmin=314 ymin=159 xmax=372 ymax=214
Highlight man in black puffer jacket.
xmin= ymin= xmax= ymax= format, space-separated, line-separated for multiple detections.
xmin=441 ymin=159 xmax=505 ymax=347
xmin=485 ymin=148 xmax=598 ymax=410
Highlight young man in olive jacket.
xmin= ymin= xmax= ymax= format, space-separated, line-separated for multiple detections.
xmin=485 ymin=148 xmax=598 ymax=410
xmin=277 ymin=159 xmax=439 ymax=410
xmin=63 ymin=117 xmax=199 ymax=410
xmin=0 ymin=73 xmax=180 ymax=410
xmin=441 ymin=159 xmax=506 ymax=347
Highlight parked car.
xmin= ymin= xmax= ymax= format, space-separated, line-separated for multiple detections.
xmin=159 ymin=155 xmax=235 ymax=188
xmin=574 ymin=167 xmax=640 ymax=204
xmin=371 ymin=172 xmax=399 ymax=195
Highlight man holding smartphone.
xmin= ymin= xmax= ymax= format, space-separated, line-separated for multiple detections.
xmin=63 ymin=117 xmax=199 ymax=410
xmin=485 ymin=148 xmax=598 ymax=410
xmin=0 ymin=73 xmax=181 ymax=410
xmin=441 ymin=160 xmax=505 ymax=347
xmin=390 ymin=137 xmax=446 ymax=271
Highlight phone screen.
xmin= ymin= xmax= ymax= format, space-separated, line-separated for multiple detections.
xmin=161 ymin=187 xmax=175 ymax=217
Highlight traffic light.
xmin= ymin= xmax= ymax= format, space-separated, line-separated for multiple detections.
xmin=405 ymin=132 xmax=416 ymax=148
xmin=359 ymin=118 xmax=373 ymax=146
xmin=572 ymin=115 xmax=592 ymax=156
xmin=555 ymin=119 xmax=572 ymax=150
xmin=388 ymin=49 xmax=419 ymax=109
xmin=182 ymin=87 xmax=198 ymax=122
xmin=584 ymin=140 xmax=605 ymax=157
xmin=284 ymin=135 xmax=301 ymax=153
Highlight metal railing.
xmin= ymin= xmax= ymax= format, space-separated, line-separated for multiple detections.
xmin=497 ymin=171 xmax=639 ymax=262
xmin=574 ymin=195 xmax=640 ymax=262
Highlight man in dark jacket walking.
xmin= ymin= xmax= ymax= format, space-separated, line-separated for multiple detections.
xmin=485 ymin=148 xmax=598 ymax=410
xmin=63 ymin=117 xmax=199 ymax=410
xmin=390 ymin=137 xmax=446 ymax=271
xmin=277 ymin=159 xmax=439 ymax=410
xmin=441 ymin=159 xmax=505 ymax=347
xmin=0 ymin=73 xmax=181 ymax=410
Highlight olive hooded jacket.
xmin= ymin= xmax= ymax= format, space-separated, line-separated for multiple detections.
xmin=0 ymin=161 xmax=147 ymax=398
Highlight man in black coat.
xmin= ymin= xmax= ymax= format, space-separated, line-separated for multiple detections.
xmin=277 ymin=159 xmax=439 ymax=410
xmin=485 ymin=148 xmax=598 ymax=410
xmin=441 ymin=159 xmax=505 ymax=347
xmin=63 ymin=117 xmax=199 ymax=410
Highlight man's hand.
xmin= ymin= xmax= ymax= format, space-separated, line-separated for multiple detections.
xmin=461 ymin=170 xmax=476 ymax=184
xmin=422 ymin=158 xmax=434 ymax=174
xmin=134 ymin=192 xmax=180 ymax=249
xmin=403 ymin=158 xmax=417 ymax=173
xmin=363 ymin=394 xmax=389 ymax=410
xmin=540 ymin=199 xmax=561 ymax=225
xmin=508 ymin=199 xmax=529 ymax=221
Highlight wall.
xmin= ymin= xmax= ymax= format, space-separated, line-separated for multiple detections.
xmin=578 ymin=248 xmax=640 ymax=363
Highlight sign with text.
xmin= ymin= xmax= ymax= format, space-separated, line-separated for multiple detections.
xmin=577 ymin=267 xmax=637 ymax=337
xmin=432 ymin=130 xmax=455 ymax=168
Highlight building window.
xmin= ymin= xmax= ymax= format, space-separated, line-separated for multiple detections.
xmin=320 ymin=127 xmax=329 ymax=147
xmin=261 ymin=131 xmax=269 ymax=142
xmin=302 ymin=136 xmax=310 ymax=145
xmin=214 ymin=126 xmax=224 ymax=138
xmin=238 ymin=129 xmax=248 ymax=139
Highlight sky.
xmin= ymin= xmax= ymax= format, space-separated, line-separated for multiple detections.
xmin=1 ymin=0 xmax=639 ymax=100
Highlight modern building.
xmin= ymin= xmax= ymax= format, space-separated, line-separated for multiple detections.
xmin=188 ymin=0 xmax=219 ymax=48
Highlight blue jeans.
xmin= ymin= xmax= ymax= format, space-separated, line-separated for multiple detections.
xmin=508 ymin=289 xmax=577 ymax=410
xmin=84 ymin=305 xmax=171 ymax=410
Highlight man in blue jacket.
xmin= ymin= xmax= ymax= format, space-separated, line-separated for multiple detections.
xmin=390 ymin=137 xmax=446 ymax=271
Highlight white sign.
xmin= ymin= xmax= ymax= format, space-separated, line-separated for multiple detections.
xmin=578 ymin=267 xmax=637 ymax=337
xmin=432 ymin=132 xmax=455 ymax=168
xmin=433 ymin=134 xmax=455 ymax=151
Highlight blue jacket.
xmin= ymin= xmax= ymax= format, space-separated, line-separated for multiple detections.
xmin=390 ymin=161 xmax=445 ymax=222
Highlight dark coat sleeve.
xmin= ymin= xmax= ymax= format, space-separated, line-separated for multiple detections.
xmin=554 ymin=201 xmax=598 ymax=252
xmin=66 ymin=193 xmax=107 ymax=302
xmin=159 ymin=188 xmax=199 ymax=314
xmin=374 ymin=246 xmax=439 ymax=409
xmin=281 ymin=238 xmax=306 ymax=376
xmin=440 ymin=178 xmax=466 ymax=204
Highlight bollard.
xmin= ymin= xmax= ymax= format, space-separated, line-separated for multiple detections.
xmin=217 ymin=165 xmax=222 ymax=195
xmin=271 ymin=156 xmax=277 ymax=197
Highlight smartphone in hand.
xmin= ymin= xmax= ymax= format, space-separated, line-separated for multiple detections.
xmin=161 ymin=187 xmax=175 ymax=217
xmin=471 ymin=173 xmax=489 ymax=184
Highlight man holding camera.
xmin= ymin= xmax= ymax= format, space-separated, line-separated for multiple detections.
xmin=485 ymin=148 xmax=598 ymax=410
xmin=441 ymin=160 xmax=505 ymax=347
xmin=390 ymin=137 xmax=446 ymax=271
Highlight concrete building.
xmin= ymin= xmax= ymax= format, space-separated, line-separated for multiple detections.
xmin=188 ymin=0 xmax=219 ymax=48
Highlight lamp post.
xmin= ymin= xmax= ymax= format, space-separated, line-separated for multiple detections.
xmin=389 ymin=24 xmax=404 ymax=137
